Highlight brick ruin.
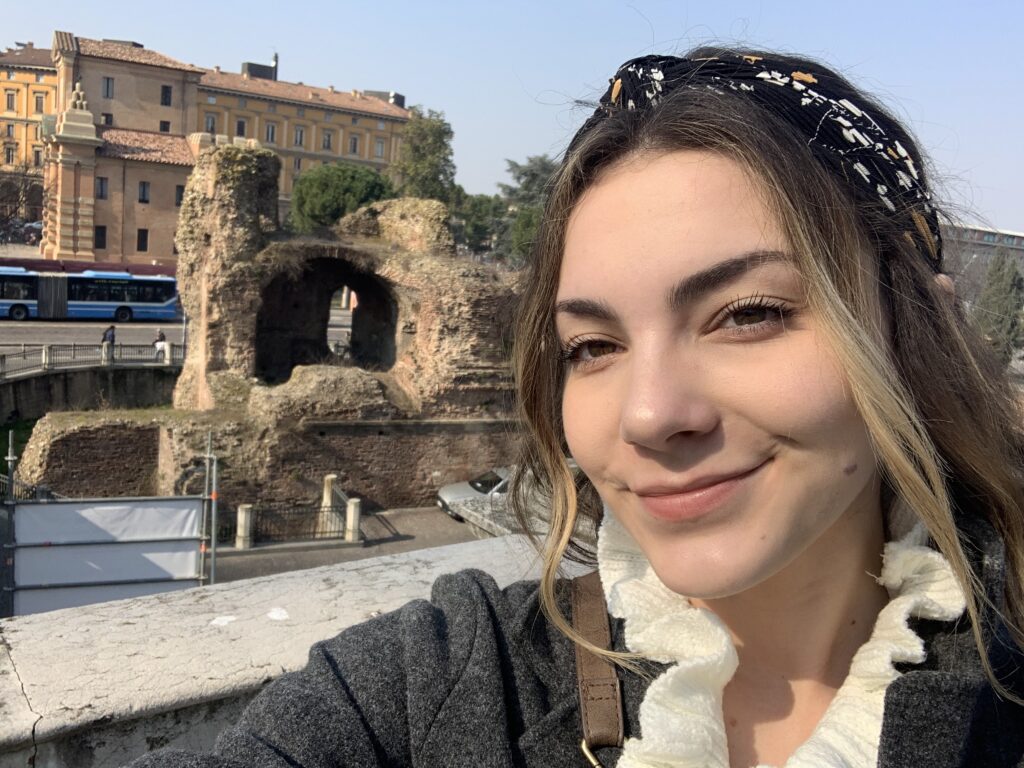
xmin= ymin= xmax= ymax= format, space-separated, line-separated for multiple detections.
xmin=18 ymin=145 xmax=519 ymax=509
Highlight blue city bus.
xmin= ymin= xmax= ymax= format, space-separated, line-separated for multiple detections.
xmin=0 ymin=266 xmax=180 ymax=322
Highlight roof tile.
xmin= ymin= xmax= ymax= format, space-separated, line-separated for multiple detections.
xmin=98 ymin=127 xmax=195 ymax=166
xmin=0 ymin=46 xmax=54 ymax=70
xmin=200 ymin=70 xmax=409 ymax=121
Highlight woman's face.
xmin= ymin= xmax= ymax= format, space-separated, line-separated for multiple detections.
xmin=557 ymin=150 xmax=881 ymax=599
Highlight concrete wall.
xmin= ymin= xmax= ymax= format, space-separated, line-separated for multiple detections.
xmin=0 ymin=366 xmax=178 ymax=422
xmin=0 ymin=536 xmax=567 ymax=768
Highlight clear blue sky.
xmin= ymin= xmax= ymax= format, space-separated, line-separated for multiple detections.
xmin=7 ymin=0 xmax=1022 ymax=229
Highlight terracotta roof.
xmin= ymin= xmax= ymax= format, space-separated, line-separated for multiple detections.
xmin=52 ymin=31 xmax=203 ymax=73
xmin=0 ymin=45 xmax=54 ymax=70
xmin=98 ymin=127 xmax=194 ymax=166
xmin=200 ymin=69 xmax=409 ymax=121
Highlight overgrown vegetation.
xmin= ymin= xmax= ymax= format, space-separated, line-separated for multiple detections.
xmin=0 ymin=419 xmax=36 ymax=475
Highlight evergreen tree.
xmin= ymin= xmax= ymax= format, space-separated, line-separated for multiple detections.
xmin=289 ymin=163 xmax=394 ymax=233
xmin=494 ymin=155 xmax=557 ymax=268
xmin=974 ymin=250 xmax=1024 ymax=367
xmin=390 ymin=107 xmax=457 ymax=204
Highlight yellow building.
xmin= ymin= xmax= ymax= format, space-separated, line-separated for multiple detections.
xmin=199 ymin=61 xmax=408 ymax=217
xmin=39 ymin=32 xmax=408 ymax=265
xmin=0 ymin=42 xmax=57 ymax=221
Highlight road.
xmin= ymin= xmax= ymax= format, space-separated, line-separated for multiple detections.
xmin=0 ymin=311 xmax=352 ymax=346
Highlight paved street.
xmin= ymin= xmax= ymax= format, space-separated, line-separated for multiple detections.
xmin=0 ymin=312 xmax=351 ymax=347
xmin=213 ymin=507 xmax=487 ymax=583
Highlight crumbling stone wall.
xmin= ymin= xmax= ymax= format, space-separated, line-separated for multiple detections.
xmin=20 ymin=146 xmax=520 ymax=510
xmin=20 ymin=416 xmax=160 ymax=497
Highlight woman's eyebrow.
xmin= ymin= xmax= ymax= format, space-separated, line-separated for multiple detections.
xmin=554 ymin=297 xmax=618 ymax=322
xmin=668 ymin=250 xmax=791 ymax=310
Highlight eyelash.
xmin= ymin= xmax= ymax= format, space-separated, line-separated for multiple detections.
xmin=558 ymin=295 xmax=794 ymax=369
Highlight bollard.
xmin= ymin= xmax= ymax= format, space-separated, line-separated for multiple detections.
xmin=40 ymin=345 xmax=50 ymax=371
xmin=321 ymin=474 xmax=337 ymax=508
xmin=317 ymin=474 xmax=345 ymax=538
xmin=101 ymin=341 xmax=112 ymax=366
xmin=235 ymin=504 xmax=254 ymax=550
xmin=345 ymin=498 xmax=362 ymax=543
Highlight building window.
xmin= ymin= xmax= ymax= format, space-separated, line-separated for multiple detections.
xmin=32 ymin=148 xmax=41 ymax=166
xmin=101 ymin=113 xmax=113 ymax=126
xmin=160 ymin=85 xmax=172 ymax=106
xmin=296 ymin=107 xmax=305 ymax=117
xmin=321 ymin=130 xmax=332 ymax=150
xmin=33 ymin=93 xmax=44 ymax=113
xmin=95 ymin=176 xmax=109 ymax=200
xmin=204 ymin=113 xmax=216 ymax=133
xmin=324 ymin=112 xmax=333 ymax=122
xmin=377 ymin=120 xmax=386 ymax=130
xmin=348 ymin=135 xmax=359 ymax=155
xmin=94 ymin=226 xmax=107 ymax=250
xmin=159 ymin=120 xmax=171 ymax=133
xmin=267 ymin=103 xmax=276 ymax=113
xmin=238 ymin=97 xmax=247 ymax=108
xmin=294 ymin=157 xmax=301 ymax=171
xmin=352 ymin=117 xmax=360 ymax=125
xmin=138 ymin=181 xmax=150 ymax=204
xmin=4 ymin=147 xmax=14 ymax=164
xmin=4 ymin=71 xmax=12 ymax=80
xmin=235 ymin=118 xmax=246 ymax=138
xmin=375 ymin=138 xmax=385 ymax=159
xmin=294 ymin=126 xmax=305 ymax=146
xmin=206 ymin=95 xmax=216 ymax=104
xmin=4 ymin=123 xmax=12 ymax=137
xmin=4 ymin=91 xmax=14 ymax=111
xmin=35 ymin=73 xmax=44 ymax=83
xmin=175 ymin=184 xmax=185 ymax=207
xmin=33 ymin=124 xmax=40 ymax=139
xmin=264 ymin=122 xmax=276 ymax=144
xmin=102 ymin=77 xmax=114 ymax=98
xmin=137 ymin=229 xmax=149 ymax=252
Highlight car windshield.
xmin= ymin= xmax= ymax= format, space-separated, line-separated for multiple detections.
xmin=469 ymin=471 xmax=505 ymax=493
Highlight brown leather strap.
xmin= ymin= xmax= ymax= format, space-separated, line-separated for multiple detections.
xmin=571 ymin=570 xmax=624 ymax=749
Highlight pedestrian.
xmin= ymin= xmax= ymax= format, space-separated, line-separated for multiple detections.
xmin=127 ymin=47 xmax=1024 ymax=767
xmin=101 ymin=324 xmax=115 ymax=365
xmin=153 ymin=328 xmax=167 ymax=362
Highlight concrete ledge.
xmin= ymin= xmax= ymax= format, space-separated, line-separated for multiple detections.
xmin=0 ymin=535 xmax=560 ymax=767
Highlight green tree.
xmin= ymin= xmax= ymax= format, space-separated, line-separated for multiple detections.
xmin=390 ymin=107 xmax=457 ymax=203
xmin=494 ymin=155 xmax=557 ymax=267
xmin=974 ymin=250 xmax=1024 ymax=367
xmin=289 ymin=163 xmax=394 ymax=233
xmin=498 ymin=155 xmax=558 ymax=209
xmin=450 ymin=186 xmax=506 ymax=254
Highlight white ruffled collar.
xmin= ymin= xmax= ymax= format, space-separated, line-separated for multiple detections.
xmin=597 ymin=514 xmax=966 ymax=768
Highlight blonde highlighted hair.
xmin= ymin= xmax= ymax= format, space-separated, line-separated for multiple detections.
xmin=510 ymin=47 xmax=1024 ymax=697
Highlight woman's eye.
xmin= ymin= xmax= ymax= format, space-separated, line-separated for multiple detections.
xmin=718 ymin=299 xmax=791 ymax=334
xmin=561 ymin=338 xmax=618 ymax=366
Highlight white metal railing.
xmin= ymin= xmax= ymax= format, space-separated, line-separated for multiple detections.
xmin=0 ymin=343 xmax=184 ymax=382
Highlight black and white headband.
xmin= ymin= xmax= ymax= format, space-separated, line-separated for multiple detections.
xmin=571 ymin=53 xmax=942 ymax=270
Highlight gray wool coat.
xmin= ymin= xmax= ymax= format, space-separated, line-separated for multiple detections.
xmin=131 ymin=514 xmax=1024 ymax=768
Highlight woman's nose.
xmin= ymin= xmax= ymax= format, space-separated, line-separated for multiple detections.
xmin=618 ymin=350 xmax=720 ymax=450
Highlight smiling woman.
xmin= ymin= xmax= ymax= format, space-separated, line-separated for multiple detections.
xmin=126 ymin=47 xmax=1024 ymax=768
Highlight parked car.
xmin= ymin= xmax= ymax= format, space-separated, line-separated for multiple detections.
xmin=436 ymin=461 xmax=586 ymax=541
xmin=436 ymin=467 xmax=511 ymax=522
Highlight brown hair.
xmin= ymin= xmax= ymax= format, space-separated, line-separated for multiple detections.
xmin=510 ymin=47 xmax=1024 ymax=696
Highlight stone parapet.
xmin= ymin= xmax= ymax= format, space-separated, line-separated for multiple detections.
xmin=0 ymin=536 xmax=564 ymax=768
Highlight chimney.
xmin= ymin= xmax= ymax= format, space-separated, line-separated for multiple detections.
xmin=328 ymin=85 xmax=335 ymax=93
xmin=214 ymin=65 xmax=221 ymax=73
xmin=243 ymin=71 xmax=250 ymax=79
xmin=271 ymin=52 xmax=279 ymax=81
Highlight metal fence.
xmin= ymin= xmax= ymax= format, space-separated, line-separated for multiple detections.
xmin=0 ymin=474 xmax=62 ymax=501
xmin=252 ymin=503 xmax=348 ymax=544
xmin=0 ymin=343 xmax=184 ymax=381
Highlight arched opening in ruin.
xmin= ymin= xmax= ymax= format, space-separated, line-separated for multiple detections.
xmin=254 ymin=256 xmax=398 ymax=384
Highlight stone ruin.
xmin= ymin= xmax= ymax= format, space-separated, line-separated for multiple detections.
xmin=18 ymin=146 xmax=519 ymax=510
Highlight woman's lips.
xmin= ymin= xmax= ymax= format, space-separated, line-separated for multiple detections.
xmin=635 ymin=462 xmax=768 ymax=523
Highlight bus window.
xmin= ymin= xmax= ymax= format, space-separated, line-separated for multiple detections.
xmin=1 ymin=276 xmax=38 ymax=300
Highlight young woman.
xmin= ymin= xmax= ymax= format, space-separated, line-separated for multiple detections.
xmin=132 ymin=49 xmax=1024 ymax=768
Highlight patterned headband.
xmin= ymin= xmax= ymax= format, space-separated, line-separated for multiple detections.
xmin=571 ymin=53 xmax=942 ymax=270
